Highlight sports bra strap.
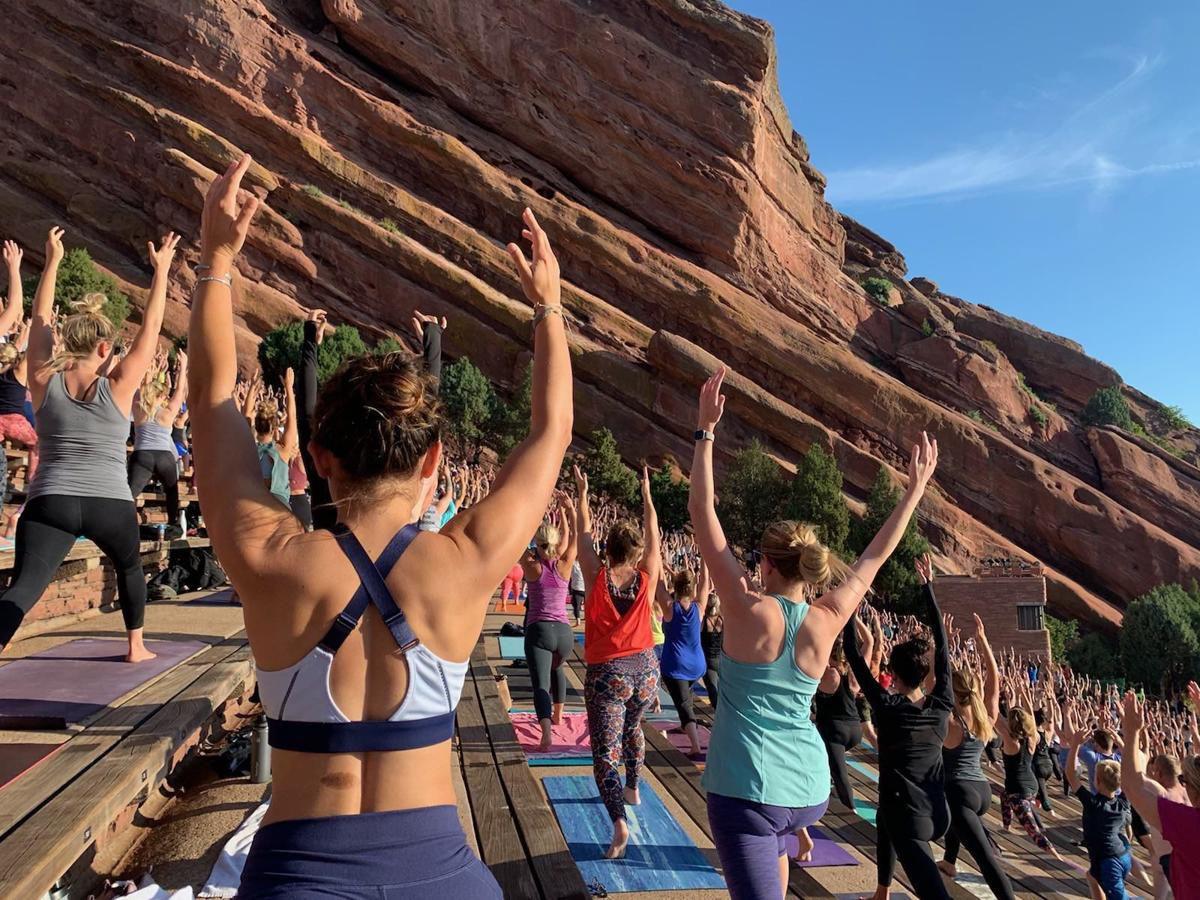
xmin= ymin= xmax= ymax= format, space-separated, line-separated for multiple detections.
xmin=319 ymin=525 xmax=420 ymax=653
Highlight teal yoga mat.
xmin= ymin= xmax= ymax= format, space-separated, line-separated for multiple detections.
xmin=543 ymin=775 xmax=725 ymax=893
xmin=498 ymin=635 xmax=524 ymax=660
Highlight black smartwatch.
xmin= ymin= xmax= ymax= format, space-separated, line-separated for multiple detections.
xmin=694 ymin=429 xmax=715 ymax=442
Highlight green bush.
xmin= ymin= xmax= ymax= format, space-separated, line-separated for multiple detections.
xmin=301 ymin=184 xmax=324 ymax=199
xmin=487 ymin=364 xmax=532 ymax=460
xmin=440 ymin=357 xmax=496 ymax=454
xmin=861 ymin=277 xmax=893 ymax=307
xmin=649 ymin=463 xmax=690 ymax=532
xmin=582 ymin=427 xmax=638 ymax=507
xmin=718 ymin=440 xmax=788 ymax=551
xmin=1120 ymin=584 xmax=1200 ymax=695
xmin=258 ymin=320 xmax=368 ymax=385
xmin=849 ymin=466 xmax=930 ymax=614
xmin=966 ymin=410 xmax=984 ymax=424
xmin=1029 ymin=404 xmax=1048 ymax=428
xmin=1082 ymin=386 xmax=1133 ymax=430
xmin=783 ymin=444 xmax=849 ymax=554
xmin=1153 ymin=404 xmax=1192 ymax=433
xmin=1016 ymin=372 xmax=1039 ymax=400
xmin=32 ymin=248 xmax=132 ymax=327
xmin=378 ymin=218 xmax=401 ymax=234
xmin=1045 ymin=615 xmax=1078 ymax=663
xmin=921 ymin=319 xmax=934 ymax=337
xmin=1068 ymin=632 xmax=1122 ymax=680
xmin=372 ymin=336 xmax=406 ymax=356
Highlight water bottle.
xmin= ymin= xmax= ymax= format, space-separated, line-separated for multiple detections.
xmin=154 ymin=523 xmax=165 ymax=543
xmin=251 ymin=715 xmax=271 ymax=784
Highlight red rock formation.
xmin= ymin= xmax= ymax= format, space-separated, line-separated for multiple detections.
xmin=0 ymin=0 xmax=1196 ymax=631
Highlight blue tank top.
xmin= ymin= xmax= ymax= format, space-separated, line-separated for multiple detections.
xmin=702 ymin=595 xmax=828 ymax=807
xmin=660 ymin=601 xmax=706 ymax=682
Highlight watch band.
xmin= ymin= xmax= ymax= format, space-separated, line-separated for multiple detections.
xmin=694 ymin=429 xmax=715 ymax=442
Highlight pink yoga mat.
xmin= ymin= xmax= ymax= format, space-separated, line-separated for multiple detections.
xmin=0 ymin=638 xmax=206 ymax=726
xmin=650 ymin=720 xmax=711 ymax=764
xmin=511 ymin=711 xmax=592 ymax=758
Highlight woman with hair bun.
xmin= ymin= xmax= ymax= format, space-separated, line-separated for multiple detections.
xmin=573 ymin=462 xmax=662 ymax=860
xmin=520 ymin=497 xmax=578 ymax=750
xmin=189 ymin=157 xmax=571 ymax=898
xmin=688 ymin=367 xmax=939 ymax=900
xmin=656 ymin=555 xmax=712 ymax=757
xmin=0 ymin=227 xmax=179 ymax=659
xmin=997 ymin=699 xmax=1061 ymax=858
xmin=129 ymin=350 xmax=188 ymax=530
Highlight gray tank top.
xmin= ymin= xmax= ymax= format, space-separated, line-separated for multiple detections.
xmin=134 ymin=414 xmax=178 ymax=454
xmin=29 ymin=374 xmax=133 ymax=502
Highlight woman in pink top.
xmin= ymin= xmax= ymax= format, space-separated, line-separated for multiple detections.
xmin=1119 ymin=687 xmax=1200 ymax=900
xmin=520 ymin=497 xmax=578 ymax=748
xmin=288 ymin=452 xmax=311 ymax=530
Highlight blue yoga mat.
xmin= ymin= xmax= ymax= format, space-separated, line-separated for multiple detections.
xmin=498 ymin=635 xmax=524 ymax=660
xmin=543 ymin=775 xmax=725 ymax=893
xmin=852 ymin=799 xmax=877 ymax=825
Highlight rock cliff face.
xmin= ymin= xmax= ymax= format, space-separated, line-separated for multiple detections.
xmin=0 ymin=0 xmax=1196 ymax=629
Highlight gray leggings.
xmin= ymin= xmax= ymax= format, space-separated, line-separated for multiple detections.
xmin=524 ymin=620 xmax=574 ymax=720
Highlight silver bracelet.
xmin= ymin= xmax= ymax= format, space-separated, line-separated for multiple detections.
xmin=196 ymin=273 xmax=233 ymax=288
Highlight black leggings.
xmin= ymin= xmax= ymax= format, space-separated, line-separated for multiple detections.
xmin=524 ymin=620 xmax=574 ymax=721
xmin=702 ymin=662 xmax=719 ymax=706
xmin=944 ymin=779 xmax=1016 ymax=900
xmin=1035 ymin=770 xmax=1054 ymax=812
xmin=0 ymin=495 xmax=145 ymax=645
xmin=569 ymin=590 xmax=584 ymax=620
xmin=876 ymin=789 xmax=951 ymax=898
xmin=819 ymin=719 xmax=862 ymax=810
xmin=662 ymin=675 xmax=698 ymax=728
xmin=128 ymin=450 xmax=180 ymax=523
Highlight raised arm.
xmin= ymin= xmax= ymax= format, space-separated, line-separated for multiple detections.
xmin=438 ymin=209 xmax=573 ymax=604
xmin=111 ymin=233 xmax=180 ymax=410
xmin=639 ymin=465 xmax=662 ymax=588
xmin=0 ymin=241 xmax=23 ymax=339
xmin=572 ymin=464 xmax=602 ymax=587
xmin=27 ymin=227 xmax=65 ymax=402
xmin=843 ymin=610 xmax=884 ymax=706
xmin=1119 ymin=691 xmax=1166 ymax=829
xmin=297 ymin=310 xmax=334 ymax=530
xmin=189 ymin=155 xmax=294 ymax=581
xmin=973 ymin=612 xmax=1002 ymax=723
xmin=687 ymin=368 xmax=756 ymax=610
xmin=555 ymin=495 xmax=579 ymax=578
xmin=918 ymin=556 xmax=953 ymax=710
xmin=869 ymin=609 xmax=886 ymax=677
xmin=156 ymin=351 xmax=185 ymax=416
xmin=1064 ymin=708 xmax=1085 ymax=793
xmin=279 ymin=367 xmax=299 ymax=461
xmin=804 ymin=434 xmax=939 ymax=652
xmin=696 ymin=557 xmax=712 ymax=619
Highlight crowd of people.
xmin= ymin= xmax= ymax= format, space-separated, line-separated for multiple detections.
xmin=0 ymin=154 xmax=1194 ymax=900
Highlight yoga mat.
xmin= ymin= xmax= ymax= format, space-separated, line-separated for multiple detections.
xmin=543 ymin=775 xmax=725 ymax=893
xmin=649 ymin=720 xmax=711 ymax=764
xmin=786 ymin=826 xmax=858 ymax=868
xmin=187 ymin=589 xmax=237 ymax=606
xmin=0 ymin=638 xmax=205 ymax=725
xmin=852 ymin=799 xmax=877 ymax=824
xmin=498 ymin=635 xmax=525 ymax=660
xmin=511 ymin=711 xmax=592 ymax=762
xmin=0 ymin=742 xmax=62 ymax=790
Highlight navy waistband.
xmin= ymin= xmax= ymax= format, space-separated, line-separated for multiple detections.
xmin=266 ymin=711 xmax=455 ymax=753
xmin=251 ymin=805 xmax=464 ymax=851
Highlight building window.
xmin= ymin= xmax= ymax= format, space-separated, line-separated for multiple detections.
xmin=1016 ymin=604 xmax=1045 ymax=632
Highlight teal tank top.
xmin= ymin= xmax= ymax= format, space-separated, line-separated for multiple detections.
xmin=257 ymin=442 xmax=290 ymax=508
xmin=701 ymin=595 xmax=829 ymax=807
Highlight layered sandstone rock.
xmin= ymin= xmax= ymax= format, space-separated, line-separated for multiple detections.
xmin=0 ymin=0 xmax=1195 ymax=631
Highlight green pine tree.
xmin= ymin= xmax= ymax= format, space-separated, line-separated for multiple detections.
xmin=583 ymin=427 xmax=638 ymax=507
xmin=440 ymin=357 xmax=496 ymax=455
xmin=850 ymin=466 xmax=929 ymax=613
xmin=783 ymin=445 xmax=849 ymax=554
xmin=719 ymin=440 xmax=787 ymax=551
xmin=649 ymin=462 xmax=690 ymax=532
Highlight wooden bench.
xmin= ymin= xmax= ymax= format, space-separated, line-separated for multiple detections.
xmin=0 ymin=632 xmax=253 ymax=898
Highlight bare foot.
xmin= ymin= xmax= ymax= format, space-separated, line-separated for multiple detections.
xmin=538 ymin=721 xmax=553 ymax=752
xmin=794 ymin=827 xmax=814 ymax=862
xmin=624 ymin=786 xmax=640 ymax=806
xmin=605 ymin=819 xmax=629 ymax=860
xmin=937 ymin=860 xmax=956 ymax=879
xmin=126 ymin=645 xmax=158 ymax=663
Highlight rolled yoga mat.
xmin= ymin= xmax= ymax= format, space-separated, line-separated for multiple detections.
xmin=0 ymin=638 xmax=206 ymax=727
xmin=543 ymin=775 xmax=726 ymax=893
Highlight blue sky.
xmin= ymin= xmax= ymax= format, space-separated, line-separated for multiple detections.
xmin=726 ymin=1 xmax=1200 ymax=421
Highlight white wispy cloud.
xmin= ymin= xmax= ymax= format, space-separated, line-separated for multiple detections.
xmin=826 ymin=53 xmax=1200 ymax=205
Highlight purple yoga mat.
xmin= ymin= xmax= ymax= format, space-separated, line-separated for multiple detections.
xmin=786 ymin=827 xmax=858 ymax=868
xmin=0 ymin=638 xmax=206 ymax=725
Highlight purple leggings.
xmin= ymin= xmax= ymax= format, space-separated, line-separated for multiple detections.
xmin=708 ymin=792 xmax=829 ymax=900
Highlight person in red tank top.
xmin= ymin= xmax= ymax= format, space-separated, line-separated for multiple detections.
xmin=572 ymin=462 xmax=662 ymax=860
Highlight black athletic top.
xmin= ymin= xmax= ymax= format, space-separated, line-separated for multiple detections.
xmin=700 ymin=622 xmax=723 ymax=665
xmin=1003 ymin=742 xmax=1039 ymax=798
xmin=943 ymin=714 xmax=987 ymax=785
xmin=1033 ymin=730 xmax=1055 ymax=777
xmin=0 ymin=370 xmax=27 ymax=415
xmin=845 ymin=584 xmax=953 ymax=818
xmin=1076 ymin=787 xmax=1131 ymax=863
xmin=815 ymin=675 xmax=860 ymax=726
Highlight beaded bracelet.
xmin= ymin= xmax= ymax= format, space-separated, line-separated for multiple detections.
xmin=532 ymin=305 xmax=563 ymax=329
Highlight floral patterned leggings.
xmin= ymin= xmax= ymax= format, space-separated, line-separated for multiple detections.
xmin=584 ymin=649 xmax=659 ymax=822
xmin=1001 ymin=792 xmax=1053 ymax=851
